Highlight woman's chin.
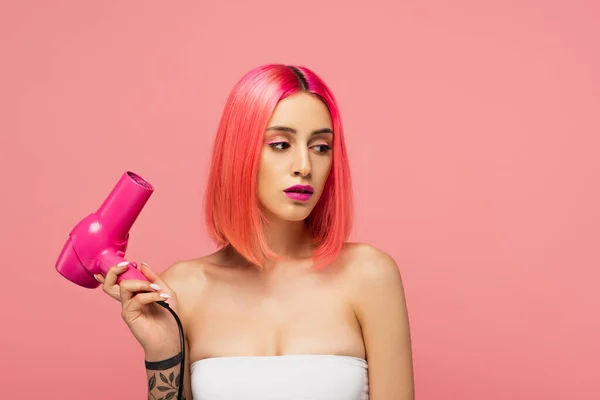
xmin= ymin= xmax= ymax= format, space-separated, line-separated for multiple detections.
xmin=270 ymin=207 xmax=313 ymax=223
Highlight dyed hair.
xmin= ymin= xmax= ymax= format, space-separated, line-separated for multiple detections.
xmin=203 ymin=64 xmax=353 ymax=269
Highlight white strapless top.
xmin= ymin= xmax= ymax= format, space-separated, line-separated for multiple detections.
xmin=190 ymin=354 xmax=369 ymax=400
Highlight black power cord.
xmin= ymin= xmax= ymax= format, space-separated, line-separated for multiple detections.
xmin=155 ymin=300 xmax=185 ymax=400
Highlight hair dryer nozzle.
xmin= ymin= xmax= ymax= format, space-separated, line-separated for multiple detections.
xmin=55 ymin=171 xmax=154 ymax=288
xmin=97 ymin=171 xmax=154 ymax=242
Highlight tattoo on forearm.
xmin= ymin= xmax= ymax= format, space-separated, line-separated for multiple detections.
xmin=146 ymin=353 xmax=186 ymax=400
xmin=148 ymin=371 xmax=186 ymax=400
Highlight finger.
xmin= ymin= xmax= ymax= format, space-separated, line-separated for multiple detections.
xmin=122 ymin=291 xmax=171 ymax=313
xmin=104 ymin=262 xmax=130 ymax=287
xmin=119 ymin=279 xmax=161 ymax=296
xmin=119 ymin=281 xmax=135 ymax=304
xmin=99 ymin=280 xmax=121 ymax=301
xmin=102 ymin=262 xmax=130 ymax=298
xmin=94 ymin=273 xmax=121 ymax=300
xmin=139 ymin=263 xmax=173 ymax=293
xmin=119 ymin=276 xmax=162 ymax=304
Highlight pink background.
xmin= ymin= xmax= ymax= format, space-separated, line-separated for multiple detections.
xmin=1 ymin=1 xmax=598 ymax=398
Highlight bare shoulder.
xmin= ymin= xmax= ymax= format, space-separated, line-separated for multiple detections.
xmin=157 ymin=254 xmax=221 ymax=300
xmin=340 ymin=242 xmax=407 ymax=318
xmin=341 ymin=242 xmax=404 ymax=285
xmin=159 ymin=258 xmax=204 ymax=287
xmin=341 ymin=242 xmax=415 ymax=399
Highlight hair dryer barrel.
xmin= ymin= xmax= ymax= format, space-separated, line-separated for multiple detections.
xmin=96 ymin=171 xmax=154 ymax=242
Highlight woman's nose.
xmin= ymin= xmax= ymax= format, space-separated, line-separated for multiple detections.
xmin=292 ymin=149 xmax=311 ymax=177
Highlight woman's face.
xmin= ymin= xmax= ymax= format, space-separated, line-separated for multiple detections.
xmin=257 ymin=92 xmax=333 ymax=222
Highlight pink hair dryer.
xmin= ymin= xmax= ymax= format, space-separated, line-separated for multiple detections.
xmin=55 ymin=171 xmax=153 ymax=288
xmin=55 ymin=171 xmax=186 ymax=400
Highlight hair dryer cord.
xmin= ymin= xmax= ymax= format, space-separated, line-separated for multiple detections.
xmin=156 ymin=301 xmax=185 ymax=400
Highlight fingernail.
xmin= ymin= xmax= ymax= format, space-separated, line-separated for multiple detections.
xmin=160 ymin=293 xmax=171 ymax=298
xmin=117 ymin=261 xmax=129 ymax=267
xmin=150 ymin=283 xmax=161 ymax=291
xmin=94 ymin=275 xmax=100 ymax=282
xmin=141 ymin=262 xmax=150 ymax=269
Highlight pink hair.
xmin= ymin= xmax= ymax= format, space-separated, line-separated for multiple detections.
xmin=203 ymin=64 xmax=353 ymax=269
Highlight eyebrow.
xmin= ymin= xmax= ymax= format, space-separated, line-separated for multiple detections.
xmin=265 ymin=126 xmax=333 ymax=135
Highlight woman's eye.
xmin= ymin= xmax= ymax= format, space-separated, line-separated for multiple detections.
xmin=313 ymin=144 xmax=332 ymax=153
xmin=269 ymin=142 xmax=290 ymax=150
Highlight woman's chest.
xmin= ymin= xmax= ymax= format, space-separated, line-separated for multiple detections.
xmin=185 ymin=273 xmax=365 ymax=361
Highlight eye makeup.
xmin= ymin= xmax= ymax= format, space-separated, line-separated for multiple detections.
xmin=311 ymin=143 xmax=332 ymax=153
xmin=267 ymin=141 xmax=290 ymax=150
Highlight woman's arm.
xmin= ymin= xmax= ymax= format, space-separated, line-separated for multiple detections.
xmin=145 ymin=338 xmax=192 ymax=400
xmin=153 ymin=264 xmax=196 ymax=400
xmin=96 ymin=261 xmax=195 ymax=399
xmin=351 ymin=244 xmax=415 ymax=400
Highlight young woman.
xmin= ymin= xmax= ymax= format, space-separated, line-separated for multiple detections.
xmin=96 ymin=64 xmax=415 ymax=399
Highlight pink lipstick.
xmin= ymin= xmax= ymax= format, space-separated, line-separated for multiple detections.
xmin=284 ymin=184 xmax=314 ymax=201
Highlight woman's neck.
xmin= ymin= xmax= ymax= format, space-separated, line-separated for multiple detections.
xmin=222 ymin=217 xmax=315 ymax=270
xmin=263 ymin=218 xmax=314 ymax=259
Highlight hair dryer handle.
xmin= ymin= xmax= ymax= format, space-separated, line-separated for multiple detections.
xmin=97 ymin=251 xmax=149 ymax=284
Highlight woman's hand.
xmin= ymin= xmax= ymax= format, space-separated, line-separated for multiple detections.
xmin=95 ymin=262 xmax=181 ymax=359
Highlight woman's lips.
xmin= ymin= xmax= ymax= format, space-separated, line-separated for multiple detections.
xmin=283 ymin=184 xmax=314 ymax=201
